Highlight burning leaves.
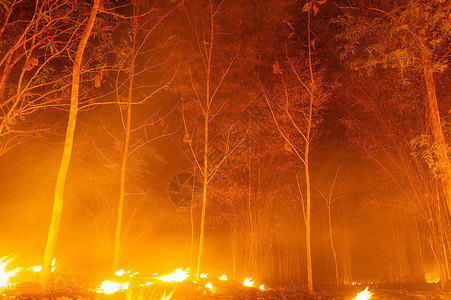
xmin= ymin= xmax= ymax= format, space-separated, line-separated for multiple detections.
xmin=1 ymin=258 xmax=274 ymax=299
xmin=93 ymin=268 xmax=268 ymax=299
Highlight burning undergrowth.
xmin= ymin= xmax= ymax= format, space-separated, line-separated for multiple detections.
xmin=1 ymin=256 xmax=449 ymax=299
xmin=0 ymin=258 xmax=276 ymax=300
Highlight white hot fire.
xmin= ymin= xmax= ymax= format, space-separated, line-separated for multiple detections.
xmin=352 ymin=286 xmax=372 ymax=300
xmin=157 ymin=268 xmax=189 ymax=283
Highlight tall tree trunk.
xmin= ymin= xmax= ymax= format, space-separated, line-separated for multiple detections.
xmin=195 ymin=0 xmax=214 ymax=282
xmin=422 ymin=50 xmax=451 ymax=218
xmin=112 ymin=6 xmax=137 ymax=272
xmin=326 ymin=170 xmax=340 ymax=286
xmin=305 ymin=7 xmax=314 ymax=294
xmin=39 ymin=0 xmax=99 ymax=287
xmin=196 ymin=111 xmax=209 ymax=280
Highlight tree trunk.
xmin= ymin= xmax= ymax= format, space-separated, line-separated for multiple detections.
xmin=39 ymin=0 xmax=99 ymax=287
xmin=112 ymin=5 xmax=137 ymax=273
xmin=422 ymin=50 xmax=451 ymax=218
xmin=328 ymin=198 xmax=339 ymax=286
xmin=305 ymin=7 xmax=314 ymax=294
xmin=196 ymin=113 xmax=209 ymax=280
xmin=305 ymin=152 xmax=313 ymax=293
xmin=195 ymin=1 xmax=214 ymax=282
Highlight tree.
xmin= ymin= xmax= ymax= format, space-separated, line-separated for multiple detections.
xmin=334 ymin=0 xmax=451 ymax=285
xmin=335 ymin=0 xmax=451 ymax=216
xmin=317 ymin=169 xmax=341 ymax=286
xmin=260 ymin=0 xmax=329 ymax=292
xmin=39 ymin=0 xmax=100 ymax=287
xmin=111 ymin=1 xmax=176 ymax=272
xmin=173 ymin=0 xmax=239 ymax=280
xmin=0 ymin=0 xmax=77 ymax=156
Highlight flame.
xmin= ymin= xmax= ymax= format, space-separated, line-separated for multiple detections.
xmin=0 ymin=256 xmax=20 ymax=288
xmin=219 ymin=274 xmax=228 ymax=281
xmin=157 ymin=268 xmax=189 ymax=283
xmin=51 ymin=258 xmax=56 ymax=272
xmin=259 ymin=284 xmax=265 ymax=290
xmin=205 ymin=282 xmax=213 ymax=292
xmin=200 ymin=273 xmax=208 ymax=278
xmin=115 ymin=269 xmax=126 ymax=276
xmin=243 ymin=277 xmax=254 ymax=287
xmin=426 ymin=277 xmax=440 ymax=284
xmin=30 ymin=265 xmax=42 ymax=272
xmin=115 ymin=269 xmax=137 ymax=277
xmin=352 ymin=286 xmax=372 ymax=300
xmin=97 ymin=280 xmax=129 ymax=294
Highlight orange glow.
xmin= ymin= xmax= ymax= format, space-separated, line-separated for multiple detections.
xmin=0 ymin=256 xmax=20 ymax=288
xmin=157 ymin=268 xmax=189 ymax=282
xmin=219 ymin=274 xmax=228 ymax=281
xmin=97 ymin=280 xmax=129 ymax=294
xmin=425 ymin=270 xmax=440 ymax=283
xmin=352 ymin=286 xmax=372 ymax=300
xmin=425 ymin=276 xmax=440 ymax=284
xmin=243 ymin=277 xmax=254 ymax=287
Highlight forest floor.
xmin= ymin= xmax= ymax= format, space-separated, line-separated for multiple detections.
xmin=1 ymin=270 xmax=450 ymax=299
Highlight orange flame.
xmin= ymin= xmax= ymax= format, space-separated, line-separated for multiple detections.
xmin=352 ymin=286 xmax=372 ymax=300
xmin=97 ymin=280 xmax=129 ymax=294
xmin=243 ymin=277 xmax=254 ymax=287
xmin=157 ymin=268 xmax=189 ymax=283
xmin=205 ymin=282 xmax=213 ymax=292
xmin=0 ymin=256 xmax=20 ymax=288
